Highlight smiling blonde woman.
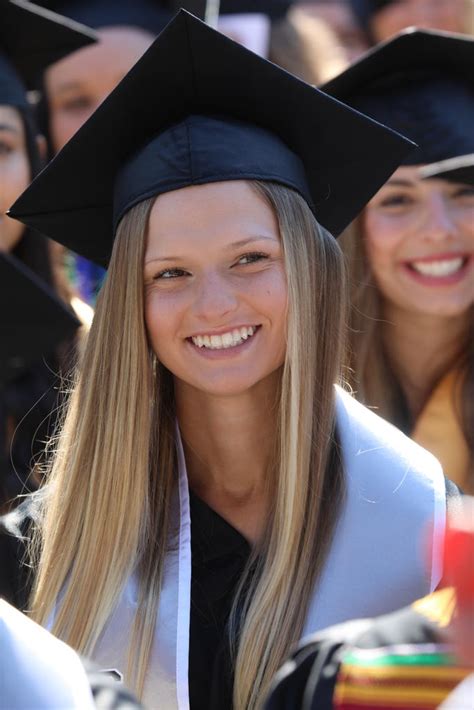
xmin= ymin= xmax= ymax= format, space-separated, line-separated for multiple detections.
xmin=2 ymin=12 xmax=455 ymax=710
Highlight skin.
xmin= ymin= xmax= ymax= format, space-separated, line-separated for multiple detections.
xmin=144 ymin=181 xmax=288 ymax=543
xmin=371 ymin=0 xmax=467 ymax=42
xmin=44 ymin=26 xmax=154 ymax=152
xmin=363 ymin=165 xmax=474 ymax=417
xmin=0 ymin=106 xmax=30 ymax=252
xmin=296 ymin=1 xmax=369 ymax=60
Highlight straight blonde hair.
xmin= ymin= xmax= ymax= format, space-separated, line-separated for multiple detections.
xmin=28 ymin=181 xmax=346 ymax=709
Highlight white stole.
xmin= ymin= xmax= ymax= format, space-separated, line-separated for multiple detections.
xmin=49 ymin=387 xmax=446 ymax=709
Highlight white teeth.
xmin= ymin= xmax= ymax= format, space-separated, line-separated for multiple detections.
xmin=411 ymin=257 xmax=464 ymax=277
xmin=191 ymin=326 xmax=257 ymax=350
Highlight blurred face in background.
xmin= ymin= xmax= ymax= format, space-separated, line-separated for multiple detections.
xmin=0 ymin=106 xmax=30 ymax=252
xmin=363 ymin=165 xmax=474 ymax=320
xmin=371 ymin=0 xmax=468 ymax=42
xmin=44 ymin=26 xmax=154 ymax=152
xmin=296 ymin=1 xmax=369 ymax=61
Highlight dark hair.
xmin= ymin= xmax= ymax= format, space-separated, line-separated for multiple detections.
xmin=1 ymin=105 xmax=62 ymax=510
xmin=10 ymin=107 xmax=55 ymax=287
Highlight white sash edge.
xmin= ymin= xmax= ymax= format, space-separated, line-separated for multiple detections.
xmin=428 ymin=462 xmax=446 ymax=592
xmin=175 ymin=427 xmax=191 ymax=710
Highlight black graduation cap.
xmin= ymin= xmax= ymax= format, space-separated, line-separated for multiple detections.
xmin=0 ymin=253 xmax=80 ymax=387
xmin=349 ymin=0 xmax=392 ymax=31
xmin=0 ymin=0 xmax=96 ymax=107
xmin=8 ymin=10 xmax=414 ymax=267
xmin=35 ymin=0 xmax=173 ymax=32
xmin=321 ymin=28 xmax=474 ymax=168
xmin=420 ymin=154 xmax=474 ymax=187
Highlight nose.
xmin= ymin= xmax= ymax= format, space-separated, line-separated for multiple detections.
xmin=192 ymin=271 xmax=239 ymax=322
xmin=420 ymin=192 xmax=457 ymax=243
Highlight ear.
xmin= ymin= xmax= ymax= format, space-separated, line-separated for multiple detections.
xmin=36 ymin=134 xmax=48 ymax=162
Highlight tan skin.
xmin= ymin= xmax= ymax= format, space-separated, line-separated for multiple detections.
xmin=363 ymin=165 xmax=474 ymax=419
xmin=0 ymin=106 xmax=30 ymax=252
xmin=144 ymin=181 xmax=288 ymax=544
xmin=44 ymin=26 xmax=154 ymax=152
xmin=371 ymin=0 xmax=467 ymax=42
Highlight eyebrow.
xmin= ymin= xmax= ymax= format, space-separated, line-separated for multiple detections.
xmin=144 ymin=235 xmax=278 ymax=265
xmin=0 ymin=123 xmax=19 ymax=134
xmin=384 ymin=178 xmax=416 ymax=188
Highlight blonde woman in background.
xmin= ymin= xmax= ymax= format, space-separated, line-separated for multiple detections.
xmin=323 ymin=29 xmax=474 ymax=492
xmin=2 ymin=14 xmax=455 ymax=710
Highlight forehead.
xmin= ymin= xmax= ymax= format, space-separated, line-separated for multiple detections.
xmin=45 ymin=26 xmax=153 ymax=89
xmin=0 ymin=105 xmax=23 ymax=128
xmin=146 ymin=180 xmax=279 ymax=255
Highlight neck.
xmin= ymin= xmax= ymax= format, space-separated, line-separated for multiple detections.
xmin=174 ymin=371 xmax=281 ymax=543
xmin=381 ymin=303 xmax=469 ymax=419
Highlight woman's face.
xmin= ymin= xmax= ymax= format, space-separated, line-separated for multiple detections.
xmin=371 ymin=0 xmax=467 ymax=41
xmin=363 ymin=165 xmax=474 ymax=318
xmin=0 ymin=105 xmax=30 ymax=252
xmin=44 ymin=26 xmax=153 ymax=152
xmin=144 ymin=181 xmax=288 ymax=397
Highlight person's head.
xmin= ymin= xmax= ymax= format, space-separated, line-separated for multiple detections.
xmin=350 ymin=0 xmax=469 ymax=44
xmin=0 ymin=0 xmax=95 ymax=277
xmin=362 ymin=165 xmax=474 ymax=321
xmin=0 ymin=105 xmax=36 ymax=253
xmin=323 ymin=29 xmax=474 ymax=325
xmin=10 ymin=13 xmax=413 ymax=709
xmin=44 ymin=26 xmax=154 ymax=152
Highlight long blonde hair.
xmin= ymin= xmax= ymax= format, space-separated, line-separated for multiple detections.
xmin=28 ymin=181 xmax=347 ymax=709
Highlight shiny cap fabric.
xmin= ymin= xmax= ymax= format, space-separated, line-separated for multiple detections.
xmin=321 ymin=29 xmax=474 ymax=167
xmin=0 ymin=253 xmax=80 ymax=385
xmin=8 ymin=10 xmax=414 ymax=267
xmin=0 ymin=0 xmax=96 ymax=107
xmin=420 ymin=154 xmax=474 ymax=187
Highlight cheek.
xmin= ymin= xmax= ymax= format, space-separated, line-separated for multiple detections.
xmin=0 ymin=152 xmax=30 ymax=204
xmin=363 ymin=211 xmax=405 ymax=275
xmin=49 ymin=108 xmax=93 ymax=153
xmin=144 ymin=289 xmax=187 ymax=357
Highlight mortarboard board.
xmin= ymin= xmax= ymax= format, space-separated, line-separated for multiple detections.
xmin=35 ymin=0 xmax=173 ymax=32
xmin=420 ymin=154 xmax=474 ymax=187
xmin=0 ymin=253 xmax=80 ymax=386
xmin=321 ymin=28 xmax=474 ymax=168
xmin=8 ymin=10 xmax=415 ymax=267
xmin=0 ymin=0 xmax=96 ymax=108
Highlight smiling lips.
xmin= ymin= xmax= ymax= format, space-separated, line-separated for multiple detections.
xmin=190 ymin=326 xmax=258 ymax=350
xmin=404 ymin=253 xmax=471 ymax=282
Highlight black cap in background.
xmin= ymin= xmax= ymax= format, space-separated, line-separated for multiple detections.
xmin=321 ymin=28 xmax=474 ymax=168
xmin=35 ymin=0 xmax=173 ymax=32
xmin=9 ymin=10 xmax=414 ymax=267
xmin=0 ymin=253 xmax=80 ymax=386
xmin=0 ymin=0 xmax=96 ymax=107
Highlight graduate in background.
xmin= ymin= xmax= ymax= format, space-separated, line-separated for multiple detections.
xmin=6 ymin=12 xmax=453 ymax=710
xmin=0 ymin=0 xmax=94 ymax=508
xmin=322 ymin=29 xmax=474 ymax=493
